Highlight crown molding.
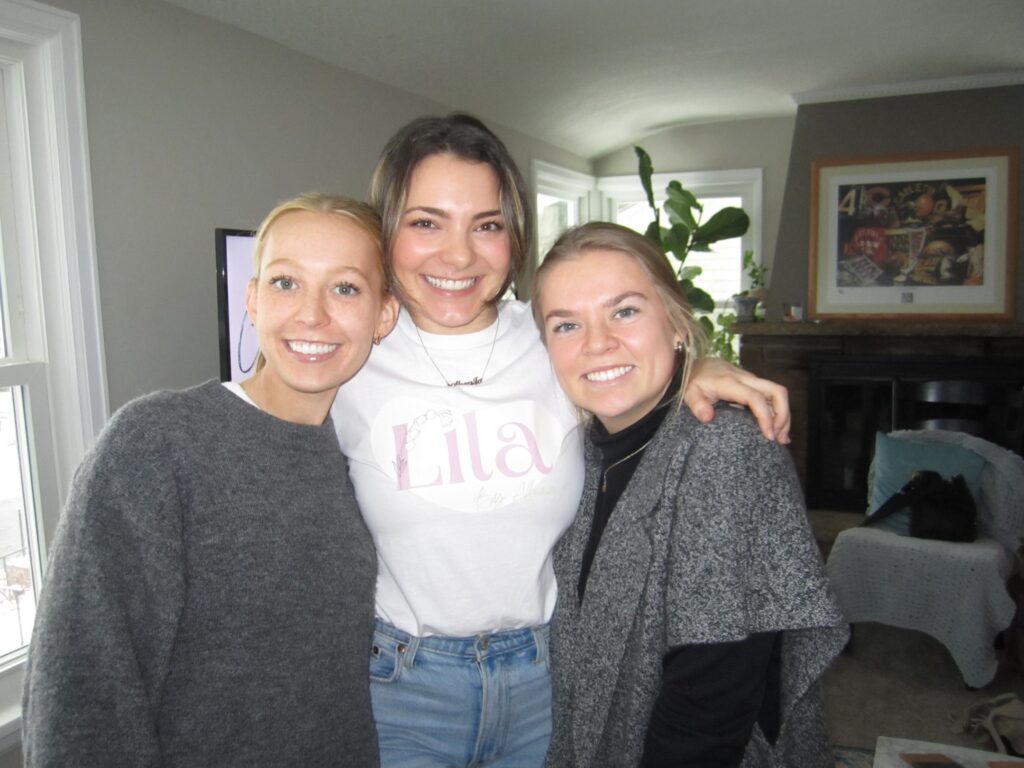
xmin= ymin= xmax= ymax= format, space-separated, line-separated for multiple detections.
xmin=792 ymin=71 xmax=1024 ymax=106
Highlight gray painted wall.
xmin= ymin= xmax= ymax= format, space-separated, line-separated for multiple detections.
xmin=593 ymin=116 xmax=796 ymax=282
xmin=48 ymin=0 xmax=590 ymax=412
xmin=770 ymin=85 xmax=1024 ymax=322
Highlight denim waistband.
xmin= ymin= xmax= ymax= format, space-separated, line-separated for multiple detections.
xmin=374 ymin=618 xmax=549 ymax=661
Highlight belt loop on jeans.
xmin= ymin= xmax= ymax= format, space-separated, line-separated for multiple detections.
xmin=400 ymin=633 xmax=420 ymax=669
xmin=531 ymin=625 xmax=549 ymax=664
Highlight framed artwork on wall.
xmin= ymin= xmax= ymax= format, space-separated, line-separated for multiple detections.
xmin=809 ymin=148 xmax=1018 ymax=320
xmin=215 ymin=228 xmax=257 ymax=382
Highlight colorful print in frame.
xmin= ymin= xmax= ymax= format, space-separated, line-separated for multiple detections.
xmin=809 ymin=149 xmax=1018 ymax=320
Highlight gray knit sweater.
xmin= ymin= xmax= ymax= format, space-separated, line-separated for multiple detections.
xmin=22 ymin=380 xmax=379 ymax=767
xmin=547 ymin=405 xmax=848 ymax=767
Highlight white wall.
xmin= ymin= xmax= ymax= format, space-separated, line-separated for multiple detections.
xmin=47 ymin=0 xmax=590 ymax=411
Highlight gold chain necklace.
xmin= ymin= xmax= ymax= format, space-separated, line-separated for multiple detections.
xmin=413 ymin=314 xmax=500 ymax=387
xmin=601 ymin=437 xmax=654 ymax=492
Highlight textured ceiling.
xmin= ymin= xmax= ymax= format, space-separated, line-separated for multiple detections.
xmin=161 ymin=0 xmax=1024 ymax=158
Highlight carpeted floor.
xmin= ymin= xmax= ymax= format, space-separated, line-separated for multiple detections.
xmin=825 ymin=620 xmax=1024 ymax=760
xmin=833 ymin=744 xmax=874 ymax=767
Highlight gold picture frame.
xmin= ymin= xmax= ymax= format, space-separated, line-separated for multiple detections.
xmin=809 ymin=148 xmax=1018 ymax=320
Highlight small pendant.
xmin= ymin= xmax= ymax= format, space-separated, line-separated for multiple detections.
xmin=448 ymin=377 xmax=483 ymax=387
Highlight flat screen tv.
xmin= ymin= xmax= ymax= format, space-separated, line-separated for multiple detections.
xmin=215 ymin=228 xmax=257 ymax=382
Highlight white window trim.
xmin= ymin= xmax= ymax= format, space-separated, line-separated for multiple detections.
xmin=527 ymin=160 xmax=599 ymax=294
xmin=533 ymin=159 xmax=598 ymax=222
xmin=597 ymin=167 xmax=764 ymax=289
xmin=2 ymin=0 xmax=106 ymax=516
xmin=0 ymin=0 xmax=106 ymax=748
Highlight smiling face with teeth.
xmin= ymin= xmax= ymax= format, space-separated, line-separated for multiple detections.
xmin=538 ymin=247 xmax=682 ymax=434
xmin=245 ymin=209 xmax=398 ymax=425
xmin=391 ymin=153 xmax=511 ymax=335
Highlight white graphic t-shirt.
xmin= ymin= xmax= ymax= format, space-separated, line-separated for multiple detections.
xmin=333 ymin=301 xmax=584 ymax=637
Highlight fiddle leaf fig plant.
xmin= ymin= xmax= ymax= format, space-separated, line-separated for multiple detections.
xmin=635 ymin=145 xmax=751 ymax=361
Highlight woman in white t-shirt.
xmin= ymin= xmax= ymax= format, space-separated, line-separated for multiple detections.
xmin=331 ymin=114 xmax=791 ymax=767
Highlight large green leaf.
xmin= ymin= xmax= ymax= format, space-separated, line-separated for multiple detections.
xmin=664 ymin=182 xmax=699 ymax=232
xmin=688 ymin=286 xmax=716 ymax=314
xmin=666 ymin=181 xmax=700 ymax=212
xmin=663 ymin=223 xmax=691 ymax=260
xmin=643 ymin=219 xmax=663 ymax=249
xmin=679 ymin=280 xmax=715 ymax=313
xmin=693 ymin=207 xmax=749 ymax=245
xmin=678 ymin=265 xmax=702 ymax=282
xmin=635 ymin=146 xmax=656 ymax=211
xmin=698 ymin=315 xmax=716 ymax=338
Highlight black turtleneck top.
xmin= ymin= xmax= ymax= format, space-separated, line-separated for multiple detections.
xmin=578 ymin=371 xmax=678 ymax=600
xmin=579 ymin=368 xmax=781 ymax=768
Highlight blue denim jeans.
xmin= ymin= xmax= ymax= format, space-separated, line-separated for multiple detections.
xmin=369 ymin=619 xmax=552 ymax=767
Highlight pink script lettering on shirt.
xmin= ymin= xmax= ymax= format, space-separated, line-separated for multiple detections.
xmin=391 ymin=412 xmax=554 ymax=490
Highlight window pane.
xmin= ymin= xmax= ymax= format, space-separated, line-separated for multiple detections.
xmin=0 ymin=386 xmax=37 ymax=656
xmin=537 ymin=193 xmax=578 ymax=261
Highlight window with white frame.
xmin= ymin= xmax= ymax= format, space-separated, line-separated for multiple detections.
xmin=532 ymin=160 xmax=597 ymax=262
xmin=0 ymin=1 xmax=105 ymax=742
xmin=533 ymin=162 xmax=763 ymax=310
xmin=0 ymin=59 xmax=42 ymax=661
xmin=598 ymin=168 xmax=763 ymax=308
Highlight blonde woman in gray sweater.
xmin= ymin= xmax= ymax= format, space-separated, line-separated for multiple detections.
xmin=22 ymin=194 xmax=398 ymax=767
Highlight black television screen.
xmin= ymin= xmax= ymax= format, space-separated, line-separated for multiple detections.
xmin=215 ymin=228 xmax=257 ymax=382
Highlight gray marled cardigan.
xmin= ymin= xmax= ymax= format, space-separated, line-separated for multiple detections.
xmin=546 ymin=405 xmax=848 ymax=767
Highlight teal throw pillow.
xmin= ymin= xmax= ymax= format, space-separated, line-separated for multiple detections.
xmin=868 ymin=431 xmax=986 ymax=535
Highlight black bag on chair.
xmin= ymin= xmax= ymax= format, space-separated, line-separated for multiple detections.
xmin=862 ymin=469 xmax=978 ymax=542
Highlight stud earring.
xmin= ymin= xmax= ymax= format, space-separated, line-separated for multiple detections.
xmin=373 ymin=335 xmax=382 ymax=346
xmin=674 ymin=340 xmax=685 ymax=354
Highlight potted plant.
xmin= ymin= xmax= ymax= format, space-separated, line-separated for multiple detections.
xmin=732 ymin=250 xmax=768 ymax=323
xmin=634 ymin=146 xmax=750 ymax=360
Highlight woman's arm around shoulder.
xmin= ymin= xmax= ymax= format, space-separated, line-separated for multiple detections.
xmin=683 ymin=358 xmax=790 ymax=445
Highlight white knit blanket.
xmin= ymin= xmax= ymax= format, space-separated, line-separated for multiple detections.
xmin=827 ymin=430 xmax=1024 ymax=687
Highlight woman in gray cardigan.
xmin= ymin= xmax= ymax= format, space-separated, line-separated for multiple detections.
xmin=532 ymin=222 xmax=847 ymax=768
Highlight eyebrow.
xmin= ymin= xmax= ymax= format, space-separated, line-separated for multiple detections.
xmin=543 ymin=291 xmax=648 ymax=322
xmin=262 ymin=258 xmax=370 ymax=279
xmin=404 ymin=205 xmax=503 ymax=222
xmin=605 ymin=291 xmax=646 ymax=307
